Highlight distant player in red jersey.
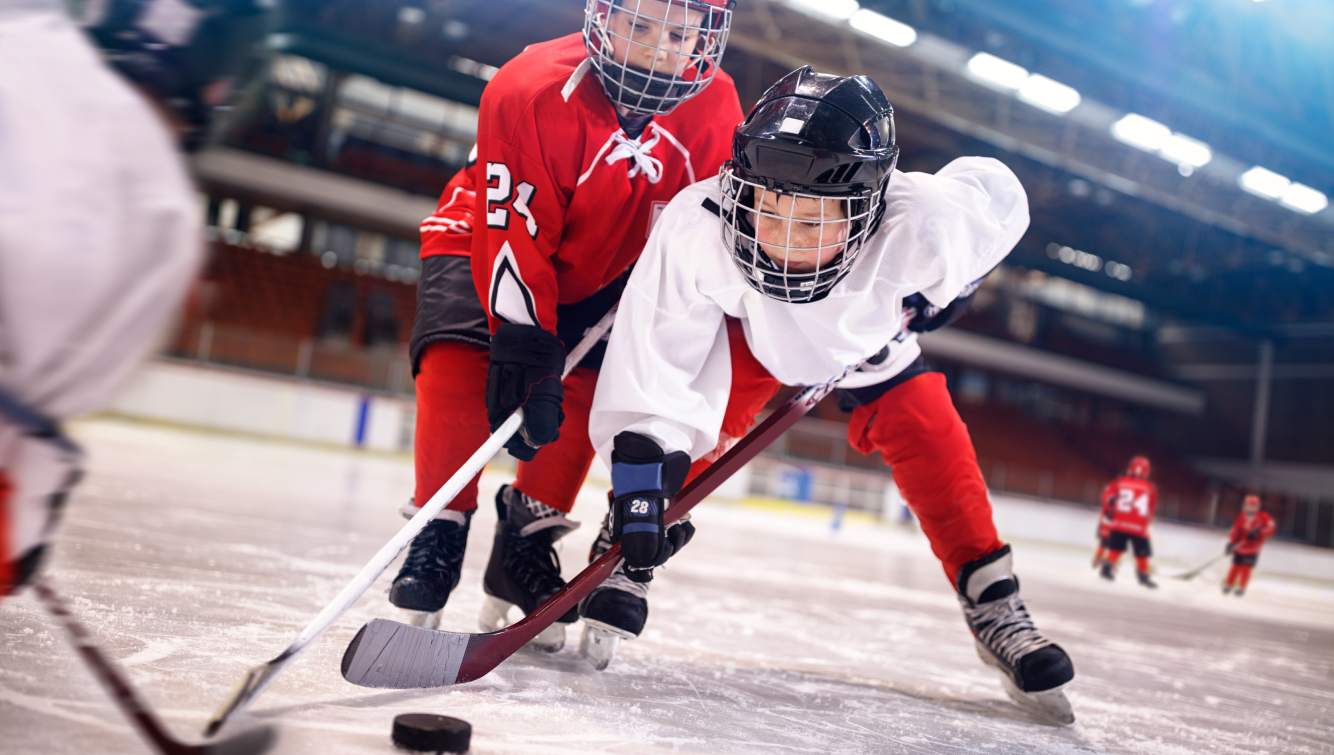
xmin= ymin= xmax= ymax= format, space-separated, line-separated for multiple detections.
xmin=1223 ymin=494 xmax=1276 ymax=597
xmin=1098 ymin=456 xmax=1159 ymax=588
xmin=391 ymin=0 xmax=742 ymax=652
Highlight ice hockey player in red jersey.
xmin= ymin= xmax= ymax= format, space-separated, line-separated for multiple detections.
xmin=587 ymin=68 xmax=1077 ymax=725
xmin=391 ymin=0 xmax=742 ymax=651
xmin=1223 ymin=494 xmax=1276 ymax=597
xmin=1098 ymin=455 xmax=1159 ymax=588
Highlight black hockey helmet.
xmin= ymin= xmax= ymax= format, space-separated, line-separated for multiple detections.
xmin=720 ymin=66 xmax=899 ymax=303
xmin=584 ymin=0 xmax=735 ymax=117
xmin=77 ymin=0 xmax=276 ymax=151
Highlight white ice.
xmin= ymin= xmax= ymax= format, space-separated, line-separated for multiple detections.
xmin=1 ymin=419 xmax=1331 ymax=754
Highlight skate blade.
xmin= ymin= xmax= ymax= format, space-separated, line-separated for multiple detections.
xmin=975 ymin=642 xmax=1075 ymax=726
xmin=579 ymin=623 xmax=629 ymax=671
xmin=998 ymin=676 xmax=1075 ymax=726
xmin=479 ymin=594 xmax=565 ymax=652
xmin=401 ymin=608 xmax=442 ymax=630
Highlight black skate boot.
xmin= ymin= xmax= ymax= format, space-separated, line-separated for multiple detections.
xmin=958 ymin=545 xmax=1076 ymax=726
xmin=389 ymin=507 xmax=473 ymax=629
xmin=578 ymin=508 xmax=650 ymax=671
xmin=1221 ymin=584 xmax=1233 ymax=595
xmin=1136 ymin=570 xmax=1158 ymax=589
xmin=480 ymin=485 xmax=580 ymax=652
xmin=1099 ymin=560 xmax=1115 ymax=582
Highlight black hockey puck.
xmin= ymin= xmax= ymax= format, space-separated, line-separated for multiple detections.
xmin=392 ymin=713 xmax=471 ymax=753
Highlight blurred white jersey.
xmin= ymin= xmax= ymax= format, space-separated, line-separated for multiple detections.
xmin=0 ymin=4 xmax=201 ymax=420
xmin=589 ymin=157 xmax=1028 ymax=463
xmin=0 ymin=3 xmax=200 ymax=573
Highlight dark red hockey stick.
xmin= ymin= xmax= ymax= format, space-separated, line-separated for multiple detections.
xmin=32 ymin=580 xmax=276 ymax=755
xmin=340 ymin=382 xmax=835 ymax=689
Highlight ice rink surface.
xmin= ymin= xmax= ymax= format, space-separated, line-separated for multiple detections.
xmin=2 ymin=419 xmax=1332 ymax=755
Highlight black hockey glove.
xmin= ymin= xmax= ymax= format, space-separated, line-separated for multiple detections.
xmin=609 ymin=431 xmax=694 ymax=583
xmin=486 ymin=323 xmax=566 ymax=462
xmin=1225 ymin=542 xmax=1236 ymax=555
xmin=903 ymin=273 xmax=988 ymax=333
xmin=1245 ymin=529 xmax=1259 ymax=541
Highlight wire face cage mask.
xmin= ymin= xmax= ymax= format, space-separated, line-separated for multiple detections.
xmin=584 ymin=0 xmax=734 ymax=117
xmin=719 ymin=164 xmax=886 ymax=304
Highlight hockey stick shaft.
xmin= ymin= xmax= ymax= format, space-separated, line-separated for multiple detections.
xmin=1169 ymin=552 xmax=1226 ymax=580
xmin=341 ymin=381 xmax=836 ymax=689
xmin=205 ymin=305 xmax=617 ymax=734
xmin=33 ymin=580 xmax=275 ymax=755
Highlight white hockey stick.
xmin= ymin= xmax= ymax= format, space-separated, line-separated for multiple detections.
xmin=204 ymin=305 xmax=617 ymax=736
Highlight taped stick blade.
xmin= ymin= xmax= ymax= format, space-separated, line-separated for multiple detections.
xmin=341 ymin=619 xmax=473 ymax=689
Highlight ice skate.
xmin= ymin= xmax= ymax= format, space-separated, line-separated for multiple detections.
xmin=1099 ymin=561 xmax=1115 ymax=582
xmin=1234 ymin=588 xmax=1245 ymax=598
xmin=1136 ymin=570 xmax=1158 ymax=589
xmin=958 ymin=545 xmax=1076 ymax=726
xmin=1222 ymin=584 xmax=1233 ymax=595
xmin=480 ymin=485 xmax=579 ymax=652
xmin=578 ymin=510 xmax=649 ymax=670
xmin=389 ymin=509 xmax=473 ymax=628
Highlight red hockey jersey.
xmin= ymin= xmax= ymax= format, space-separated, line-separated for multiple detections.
xmin=1101 ymin=476 xmax=1158 ymax=537
xmin=419 ymin=33 xmax=743 ymax=335
xmin=1229 ymin=510 xmax=1276 ymax=556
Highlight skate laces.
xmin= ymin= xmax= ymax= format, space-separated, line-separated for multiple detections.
xmin=403 ymin=520 xmax=468 ymax=577
xmin=503 ymin=528 xmax=566 ymax=597
xmin=964 ymin=592 xmax=1053 ymax=667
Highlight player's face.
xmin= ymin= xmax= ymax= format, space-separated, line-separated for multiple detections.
xmin=606 ymin=0 xmax=706 ymax=77
xmin=751 ymin=191 xmax=849 ymax=273
xmin=1243 ymin=496 xmax=1260 ymax=514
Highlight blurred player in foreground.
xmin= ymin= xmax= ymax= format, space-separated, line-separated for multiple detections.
xmin=587 ymin=68 xmax=1077 ymax=725
xmin=1098 ymin=455 xmax=1158 ymax=588
xmin=393 ymin=0 xmax=740 ymax=653
xmin=0 ymin=0 xmax=270 ymax=601
xmin=1223 ymin=494 xmax=1275 ymax=597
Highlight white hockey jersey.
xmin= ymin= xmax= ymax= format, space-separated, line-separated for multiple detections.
xmin=588 ymin=157 xmax=1029 ymax=463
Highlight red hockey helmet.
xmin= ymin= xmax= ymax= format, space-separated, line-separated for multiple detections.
xmin=1243 ymin=494 xmax=1262 ymax=514
xmin=584 ymin=0 xmax=735 ymax=116
xmin=1127 ymin=456 xmax=1151 ymax=479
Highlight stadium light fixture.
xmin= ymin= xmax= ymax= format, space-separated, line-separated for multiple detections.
xmin=1238 ymin=166 xmax=1291 ymax=200
xmin=788 ymin=0 xmax=860 ymax=21
xmin=1110 ymin=113 xmax=1172 ymax=152
xmin=966 ymin=52 xmax=1029 ymax=91
xmin=1017 ymin=74 xmax=1081 ymax=115
xmin=1158 ymin=133 xmax=1212 ymax=168
xmin=1278 ymin=183 xmax=1329 ymax=214
xmin=848 ymin=9 xmax=917 ymax=46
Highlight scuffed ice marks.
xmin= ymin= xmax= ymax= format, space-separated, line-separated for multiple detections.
xmin=1 ymin=419 xmax=1331 ymax=754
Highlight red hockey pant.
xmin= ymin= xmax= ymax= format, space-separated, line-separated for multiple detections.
xmin=1 ymin=471 xmax=12 ymax=600
xmin=413 ymin=341 xmax=598 ymax=515
xmin=1225 ymin=563 xmax=1253 ymax=589
xmin=685 ymin=320 xmax=1004 ymax=588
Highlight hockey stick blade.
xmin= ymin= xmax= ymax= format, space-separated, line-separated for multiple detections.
xmin=33 ymin=580 xmax=276 ymax=755
xmin=203 ymin=306 xmax=618 ymax=734
xmin=1168 ymin=553 xmax=1226 ymax=581
xmin=341 ymin=382 xmax=833 ymax=689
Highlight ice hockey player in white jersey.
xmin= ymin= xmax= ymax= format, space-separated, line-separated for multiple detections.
xmin=587 ymin=67 xmax=1077 ymax=724
xmin=0 ymin=0 xmax=270 ymax=601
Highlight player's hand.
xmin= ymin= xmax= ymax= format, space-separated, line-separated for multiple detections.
xmin=1245 ymin=529 xmax=1259 ymax=541
xmin=486 ymin=323 xmax=566 ymax=461
xmin=1225 ymin=542 xmax=1236 ymax=555
xmin=608 ymin=431 xmax=693 ymax=581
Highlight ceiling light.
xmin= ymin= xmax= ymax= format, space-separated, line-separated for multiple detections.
xmin=1238 ymin=166 xmax=1291 ymax=200
xmin=1017 ymin=74 xmax=1081 ymax=114
xmin=789 ymin=0 xmax=860 ymax=20
xmin=1278 ymin=183 xmax=1329 ymax=214
xmin=966 ymin=52 xmax=1029 ymax=91
xmin=1158 ymin=133 xmax=1212 ymax=168
xmin=1110 ymin=113 xmax=1171 ymax=152
xmin=848 ymin=9 xmax=917 ymax=46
